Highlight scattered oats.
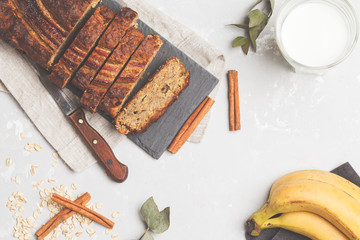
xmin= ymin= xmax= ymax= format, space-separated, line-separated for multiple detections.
xmin=37 ymin=208 xmax=42 ymax=214
xmin=30 ymin=165 xmax=38 ymax=176
xmin=34 ymin=144 xmax=43 ymax=152
xmin=96 ymin=203 xmax=103 ymax=209
xmin=112 ymin=211 xmax=120 ymax=218
xmin=11 ymin=177 xmax=16 ymax=183
xmin=80 ymin=221 xmax=87 ymax=229
xmin=6 ymin=158 xmax=12 ymax=167
xmin=15 ymin=176 xmax=21 ymax=184
xmin=24 ymin=142 xmax=42 ymax=152
xmin=48 ymin=179 xmax=56 ymax=184
xmin=87 ymin=228 xmax=95 ymax=235
xmin=53 ymin=152 xmax=59 ymax=159
xmin=112 ymin=234 xmax=119 ymax=239
xmin=75 ymin=231 xmax=83 ymax=237
xmin=106 ymin=228 xmax=111 ymax=235
xmin=33 ymin=211 xmax=39 ymax=220
xmin=20 ymin=132 xmax=26 ymax=139
xmin=52 ymin=160 xmax=58 ymax=167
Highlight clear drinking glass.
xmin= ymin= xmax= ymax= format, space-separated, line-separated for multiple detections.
xmin=275 ymin=0 xmax=358 ymax=74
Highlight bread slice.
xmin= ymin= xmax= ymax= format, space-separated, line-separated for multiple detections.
xmin=48 ymin=5 xmax=115 ymax=88
xmin=72 ymin=7 xmax=139 ymax=91
xmin=114 ymin=57 xmax=190 ymax=135
xmin=98 ymin=34 xmax=163 ymax=118
xmin=0 ymin=0 xmax=54 ymax=69
xmin=80 ymin=27 xmax=144 ymax=113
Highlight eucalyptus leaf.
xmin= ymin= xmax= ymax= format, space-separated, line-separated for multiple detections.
xmin=140 ymin=197 xmax=160 ymax=231
xmin=228 ymin=24 xmax=249 ymax=29
xmin=241 ymin=40 xmax=250 ymax=55
xmin=249 ymin=15 xmax=268 ymax=51
xmin=140 ymin=230 xmax=154 ymax=240
xmin=232 ymin=37 xmax=249 ymax=48
xmin=152 ymin=207 xmax=170 ymax=234
xmin=250 ymin=0 xmax=263 ymax=10
xmin=248 ymin=9 xmax=268 ymax=28
xmin=270 ymin=0 xmax=275 ymax=12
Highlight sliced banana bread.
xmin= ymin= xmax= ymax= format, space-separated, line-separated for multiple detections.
xmin=98 ymin=34 xmax=163 ymax=118
xmin=72 ymin=7 xmax=139 ymax=91
xmin=80 ymin=27 xmax=144 ymax=113
xmin=48 ymin=5 xmax=115 ymax=88
xmin=114 ymin=57 xmax=190 ymax=135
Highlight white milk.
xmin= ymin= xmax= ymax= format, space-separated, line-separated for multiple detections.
xmin=280 ymin=1 xmax=350 ymax=67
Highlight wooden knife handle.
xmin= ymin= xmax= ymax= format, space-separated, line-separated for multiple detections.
xmin=69 ymin=108 xmax=128 ymax=182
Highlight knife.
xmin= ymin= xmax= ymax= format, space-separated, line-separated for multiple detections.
xmin=37 ymin=65 xmax=128 ymax=183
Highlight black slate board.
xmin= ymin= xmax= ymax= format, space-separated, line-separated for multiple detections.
xmin=245 ymin=162 xmax=360 ymax=240
xmin=68 ymin=0 xmax=219 ymax=159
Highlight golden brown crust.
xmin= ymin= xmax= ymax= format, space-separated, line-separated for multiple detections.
xmin=48 ymin=5 xmax=114 ymax=88
xmin=72 ymin=7 xmax=139 ymax=91
xmin=114 ymin=57 xmax=190 ymax=134
xmin=39 ymin=0 xmax=96 ymax=32
xmin=99 ymin=34 xmax=163 ymax=118
xmin=0 ymin=0 xmax=54 ymax=69
xmin=80 ymin=27 xmax=144 ymax=113
xmin=10 ymin=0 xmax=67 ymax=50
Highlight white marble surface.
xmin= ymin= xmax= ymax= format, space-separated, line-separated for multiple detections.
xmin=2 ymin=0 xmax=360 ymax=239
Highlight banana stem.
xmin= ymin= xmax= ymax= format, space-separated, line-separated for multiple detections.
xmin=246 ymin=202 xmax=272 ymax=236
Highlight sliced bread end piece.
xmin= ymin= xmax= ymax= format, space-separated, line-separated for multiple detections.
xmin=115 ymin=57 xmax=190 ymax=135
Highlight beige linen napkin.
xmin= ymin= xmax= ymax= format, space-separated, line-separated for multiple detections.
xmin=0 ymin=0 xmax=225 ymax=171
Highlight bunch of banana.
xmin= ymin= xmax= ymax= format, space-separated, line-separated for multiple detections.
xmin=246 ymin=170 xmax=360 ymax=240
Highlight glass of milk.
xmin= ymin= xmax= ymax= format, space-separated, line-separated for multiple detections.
xmin=276 ymin=0 xmax=358 ymax=74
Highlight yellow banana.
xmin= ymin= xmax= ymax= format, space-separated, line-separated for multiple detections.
xmin=269 ymin=170 xmax=360 ymax=200
xmin=261 ymin=212 xmax=348 ymax=240
xmin=248 ymin=179 xmax=360 ymax=239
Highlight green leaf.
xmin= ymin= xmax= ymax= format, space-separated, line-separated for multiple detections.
xmin=270 ymin=0 xmax=275 ymax=12
xmin=140 ymin=230 xmax=154 ymax=240
xmin=248 ymin=9 xmax=268 ymax=28
xmin=249 ymin=14 xmax=268 ymax=51
xmin=232 ymin=37 xmax=249 ymax=48
xmin=250 ymin=0 xmax=263 ymax=10
xmin=152 ymin=207 xmax=170 ymax=234
xmin=140 ymin=197 xmax=160 ymax=231
xmin=227 ymin=24 xmax=249 ymax=29
xmin=241 ymin=40 xmax=250 ymax=55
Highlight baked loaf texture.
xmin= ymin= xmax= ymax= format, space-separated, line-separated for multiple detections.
xmin=48 ymin=5 xmax=114 ymax=88
xmin=72 ymin=7 xmax=139 ymax=91
xmin=0 ymin=0 xmax=100 ymax=69
xmin=115 ymin=57 xmax=190 ymax=135
xmin=98 ymin=34 xmax=163 ymax=118
xmin=80 ymin=27 xmax=144 ymax=113
xmin=0 ymin=0 xmax=54 ymax=69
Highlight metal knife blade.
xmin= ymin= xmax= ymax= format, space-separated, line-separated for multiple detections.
xmin=36 ymin=64 xmax=128 ymax=183
xmin=37 ymin=66 xmax=77 ymax=116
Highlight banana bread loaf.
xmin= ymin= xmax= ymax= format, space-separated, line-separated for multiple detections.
xmin=114 ymin=57 xmax=190 ymax=135
xmin=0 ymin=0 xmax=54 ymax=69
xmin=98 ymin=34 xmax=163 ymax=118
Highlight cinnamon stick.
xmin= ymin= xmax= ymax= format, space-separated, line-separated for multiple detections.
xmin=168 ymin=96 xmax=215 ymax=154
xmin=51 ymin=193 xmax=114 ymax=229
xmin=36 ymin=192 xmax=91 ymax=240
xmin=228 ymin=70 xmax=241 ymax=131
